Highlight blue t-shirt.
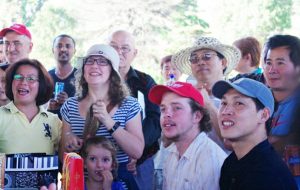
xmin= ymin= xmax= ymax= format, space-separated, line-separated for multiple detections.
xmin=84 ymin=181 xmax=125 ymax=190
xmin=269 ymin=93 xmax=298 ymax=136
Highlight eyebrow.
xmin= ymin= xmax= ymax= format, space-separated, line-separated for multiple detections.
xmin=266 ymin=57 xmax=286 ymax=61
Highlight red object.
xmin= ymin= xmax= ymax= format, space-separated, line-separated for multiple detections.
xmin=0 ymin=23 xmax=32 ymax=39
xmin=284 ymin=145 xmax=300 ymax=176
xmin=148 ymin=81 xmax=204 ymax=106
xmin=62 ymin=152 xmax=84 ymax=190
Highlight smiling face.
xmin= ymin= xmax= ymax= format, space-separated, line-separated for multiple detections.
xmin=3 ymin=31 xmax=32 ymax=64
xmin=83 ymin=55 xmax=112 ymax=85
xmin=263 ymin=46 xmax=300 ymax=92
xmin=52 ymin=36 xmax=76 ymax=65
xmin=159 ymin=92 xmax=202 ymax=142
xmin=85 ymin=144 xmax=114 ymax=183
xmin=218 ymin=89 xmax=267 ymax=142
xmin=12 ymin=65 xmax=39 ymax=106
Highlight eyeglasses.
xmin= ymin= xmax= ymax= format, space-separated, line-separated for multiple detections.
xmin=110 ymin=44 xmax=131 ymax=54
xmin=4 ymin=41 xmax=23 ymax=49
xmin=84 ymin=57 xmax=109 ymax=66
xmin=13 ymin=74 xmax=39 ymax=83
xmin=189 ymin=53 xmax=217 ymax=64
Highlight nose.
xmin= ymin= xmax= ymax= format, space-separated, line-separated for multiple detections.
xmin=96 ymin=160 xmax=104 ymax=168
xmin=162 ymin=108 xmax=172 ymax=119
xmin=267 ymin=65 xmax=278 ymax=74
xmin=60 ymin=46 xmax=67 ymax=51
xmin=221 ymin=105 xmax=234 ymax=115
xmin=6 ymin=44 xmax=16 ymax=52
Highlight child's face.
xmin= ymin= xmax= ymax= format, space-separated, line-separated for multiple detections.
xmin=85 ymin=145 xmax=113 ymax=182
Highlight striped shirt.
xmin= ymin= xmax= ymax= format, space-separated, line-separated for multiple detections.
xmin=163 ymin=132 xmax=227 ymax=190
xmin=61 ymin=96 xmax=141 ymax=163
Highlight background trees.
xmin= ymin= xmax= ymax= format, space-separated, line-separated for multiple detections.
xmin=1 ymin=0 xmax=299 ymax=83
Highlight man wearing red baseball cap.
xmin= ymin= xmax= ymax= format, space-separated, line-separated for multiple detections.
xmin=0 ymin=23 xmax=33 ymax=64
xmin=149 ymin=81 xmax=227 ymax=190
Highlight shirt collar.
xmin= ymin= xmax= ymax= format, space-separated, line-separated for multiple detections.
xmin=126 ymin=67 xmax=139 ymax=80
xmin=4 ymin=101 xmax=49 ymax=116
xmin=167 ymin=132 xmax=207 ymax=160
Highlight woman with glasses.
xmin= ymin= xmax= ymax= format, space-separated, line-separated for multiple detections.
xmin=0 ymin=58 xmax=61 ymax=155
xmin=60 ymin=44 xmax=144 ymax=189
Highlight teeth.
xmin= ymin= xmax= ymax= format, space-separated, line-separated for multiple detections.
xmin=90 ymin=72 xmax=100 ymax=76
xmin=18 ymin=89 xmax=29 ymax=95
xmin=222 ymin=121 xmax=234 ymax=126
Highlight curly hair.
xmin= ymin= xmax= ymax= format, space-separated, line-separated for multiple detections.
xmin=5 ymin=58 xmax=54 ymax=106
xmin=188 ymin=99 xmax=212 ymax=132
xmin=74 ymin=58 xmax=129 ymax=106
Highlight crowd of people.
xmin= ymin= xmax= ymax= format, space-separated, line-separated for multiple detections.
xmin=0 ymin=23 xmax=299 ymax=190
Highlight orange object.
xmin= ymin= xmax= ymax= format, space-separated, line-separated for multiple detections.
xmin=62 ymin=152 xmax=84 ymax=190
xmin=0 ymin=153 xmax=5 ymax=189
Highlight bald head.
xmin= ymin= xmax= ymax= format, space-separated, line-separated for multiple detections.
xmin=109 ymin=30 xmax=137 ymax=77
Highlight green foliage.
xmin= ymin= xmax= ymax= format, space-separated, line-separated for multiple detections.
xmin=264 ymin=0 xmax=292 ymax=32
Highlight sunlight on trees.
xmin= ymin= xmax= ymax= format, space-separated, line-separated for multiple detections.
xmin=0 ymin=0 xmax=299 ymax=83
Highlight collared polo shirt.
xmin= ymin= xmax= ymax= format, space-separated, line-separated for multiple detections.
xmin=0 ymin=102 xmax=61 ymax=154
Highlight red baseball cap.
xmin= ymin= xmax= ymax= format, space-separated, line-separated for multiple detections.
xmin=148 ymin=81 xmax=204 ymax=106
xmin=0 ymin=23 xmax=32 ymax=39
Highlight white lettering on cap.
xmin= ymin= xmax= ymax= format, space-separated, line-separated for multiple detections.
xmin=170 ymin=83 xmax=183 ymax=88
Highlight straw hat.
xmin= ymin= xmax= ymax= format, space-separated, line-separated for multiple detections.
xmin=172 ymin=37 xmax=241 ymax=77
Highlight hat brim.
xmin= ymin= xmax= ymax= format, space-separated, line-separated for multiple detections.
xmin=172 ymin=44 xmax=241 ymax=77
xmin=212 ymin=80 xmax=256 ymax=99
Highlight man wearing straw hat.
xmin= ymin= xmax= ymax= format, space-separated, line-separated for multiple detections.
xmin=172 ymin=37 xmax=241 ymax=151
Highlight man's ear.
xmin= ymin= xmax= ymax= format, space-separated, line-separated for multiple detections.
xmin=221 ymin=58 xmax=228 ymax=70
xmin=260 ymin=108 xmax=270 ymax=123
xmin=193 ymin=110 xmax=203 ymax=124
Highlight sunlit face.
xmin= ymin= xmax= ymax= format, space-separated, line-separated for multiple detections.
xmin=161 ymin=61 xmax=182 ymax=83
xmin=83 ymin=55 xmax=112 ymax=85
xmin=0 ymin=69 xmax=8 ymax=105
xmin=218 ymin=89 xmax=266 ymax=142
xmin=160 ymin=92 xmax=201 ymax=142
xmin=12 ymin=65 xmax=39 ymax=106
xmin=85 ymin=145 xmax=113 ymax=183
xmin=52 ymin=37 xmax=76 ymax=65
xmin=190 ymin=49 xmax=226 ymax=83
xmin=0 ymin=44 xmax=5 ymax=63
xmin=263 ymin=46 xmax=300 ymax=92
xmin=109 ymin=31 xmax=137 ymax=73
xmin=3 ymin=32 xmax=32 ymax=64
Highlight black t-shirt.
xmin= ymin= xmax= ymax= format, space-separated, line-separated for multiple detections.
xmin=48 ymin=68 xmax=77 ymax=119
xmin=220 ymin=140 xmax=297 ymax=190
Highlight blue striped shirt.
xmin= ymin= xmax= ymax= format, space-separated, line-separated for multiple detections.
xmin=61 ymin=96 xmax=141 ymax=163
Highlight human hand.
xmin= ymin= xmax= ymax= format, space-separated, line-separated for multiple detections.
xmin=64 ymin=132 xmax=83 ymax=152
xmin=56 ymin=91 xmax=68 ymax=105
xmin=127 ymin=158 xmax=137 ymax=175
xmin=48 ymin=99 xmax=60 ymax=111
xmin=101 ymin=170 xmax=114 ymax=190
xmin=40 ymin=183 xmax=56 ymax=190
xmin=92 ymin=100 xmax=111 ymax=126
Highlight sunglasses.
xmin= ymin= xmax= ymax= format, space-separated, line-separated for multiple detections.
xmin=189 ymin=53 xmax=217 ymax=64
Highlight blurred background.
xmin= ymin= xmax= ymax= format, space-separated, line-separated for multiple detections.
xmin=1 ymin=0 xmax=299 ymax=83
